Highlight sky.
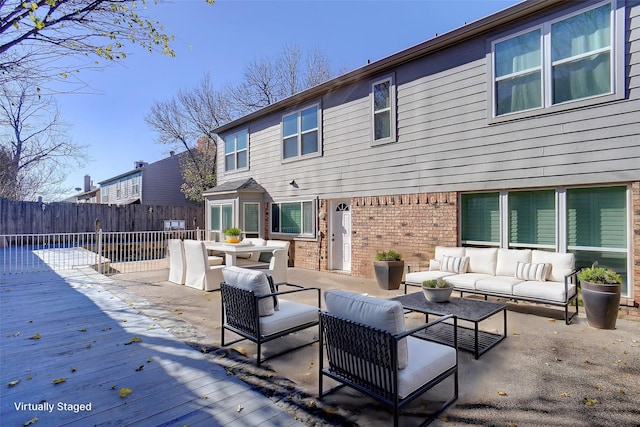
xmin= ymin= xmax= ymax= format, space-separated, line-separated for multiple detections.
xmin=53 ymin=0 xmax=522 ymax=200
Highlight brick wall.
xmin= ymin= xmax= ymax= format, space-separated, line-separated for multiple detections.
xmin=351 ymin=192 xmax=458 ymax=279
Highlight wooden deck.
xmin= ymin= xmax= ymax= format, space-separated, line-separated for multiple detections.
xmin=0 ymin=264 xmax=303 ymax=426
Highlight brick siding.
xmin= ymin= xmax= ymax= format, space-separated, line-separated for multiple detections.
xmin=351 ymin=192 xmax=458 ymax=279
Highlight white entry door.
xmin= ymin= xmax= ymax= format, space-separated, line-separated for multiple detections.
xmin=331 ymin=201 xmax=351 ymax=271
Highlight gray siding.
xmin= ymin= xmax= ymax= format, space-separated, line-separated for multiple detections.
xmin=143 ymin=154 xmax=193 ymax=206
xmin=217 ymin=1 xmax=640 ymax=201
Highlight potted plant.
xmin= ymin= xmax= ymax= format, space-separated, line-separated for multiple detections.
xmin=224 ymin=227 xmax=242 ymax=244
xmin=577 ymin=263 xmax=622 ymax=329
xmin=373 ymin=250 xmax=404 ymax=290
xmin=421 ymin=279 xmax=454 ymax=303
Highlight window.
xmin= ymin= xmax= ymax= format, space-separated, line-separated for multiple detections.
xmin=282 ymin=105 xmax=320 ymax=160
xmin=132 ymin=175 xmax=140 ymax=196
xmin=461 ymin=186 xmax=630 ymax=296
xmin=460 ymin=193 xmax=500 ymax=245
xmin=508 ymin=190 xmax=556 ymax=249
xmin=210 ymin=203 xmax=233 ymax=237
xmin=243 ymin=202 xmax=260 ymax=238
xmin=224 ymin=129 xmax=248 ymax=171
xmin=271 ymin=201 xmax=315 ymax=237
xmin=493 ymin=2 xmax=615 ymax=117
xmin=371 ymin=75 xmax=396 ymax=144
xmin=567 ymin=186 xmax=628 ymax=293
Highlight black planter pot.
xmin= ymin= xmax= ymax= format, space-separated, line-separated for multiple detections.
xmin=374 ymin=260 xmax=405 ymax=290
xmin=581 ymin=280 xmax=621 ymax=329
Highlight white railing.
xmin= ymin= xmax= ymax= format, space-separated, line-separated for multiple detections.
xmin=0 ymin=229 xmax=205 ymax=275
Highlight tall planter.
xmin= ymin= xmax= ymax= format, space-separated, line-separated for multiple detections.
xmin=581 ymin=280 xmax=621 ymax=330
xmin=374 ymin=260 xmax=405 ymax=290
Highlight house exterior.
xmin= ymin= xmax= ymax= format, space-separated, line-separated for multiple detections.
xmin=64 ymin=175 xmax=101 ymax=204
xmin=205 ymin=0 xmax=640 ymax=310
xmin=100 ymin=152 xmax=194 ymax=206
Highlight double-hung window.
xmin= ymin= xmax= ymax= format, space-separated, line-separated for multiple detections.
xmin=492 ymin=1 xmax=617 ymax=117
xmin=282 ymin=104 xmax=320 ymax=160
xmin=371 ymin=74 xmax=396 ymax=144
xmin=224 ymin=129 xmax=248 ymax=171
xmin=271 ymin=200 xmax=315 ymax=237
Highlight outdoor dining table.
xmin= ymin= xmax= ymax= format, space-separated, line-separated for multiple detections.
xmin=204 ymin=242 xmax=282 ymax=266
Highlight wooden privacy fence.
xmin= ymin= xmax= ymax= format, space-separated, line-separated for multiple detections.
xmin=0 ymin=198 xmax=204 ymax=235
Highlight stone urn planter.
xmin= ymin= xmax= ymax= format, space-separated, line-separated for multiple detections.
xmin=374 ymin=250 xmax=404 ymax=290
xmin=421 ymin=279 xmax=453 ymax=303
xmin=578 ymin=265 xmax=622 ymax=330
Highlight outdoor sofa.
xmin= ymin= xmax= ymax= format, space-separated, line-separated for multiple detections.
xmin=404 ymin=246 xmax=578 ymax=324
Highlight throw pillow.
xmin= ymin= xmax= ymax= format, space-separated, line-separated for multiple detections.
xmin=266 ymin=274 xmax=280 ymax=311
xmin=515 ymin=261 xmax=551 ymax=281
xmin=441 ymin=255 xmax=469 ymax=273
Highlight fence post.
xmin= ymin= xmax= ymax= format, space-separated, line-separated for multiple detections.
xmin=97 ymin=229 xmax=103 ymax=274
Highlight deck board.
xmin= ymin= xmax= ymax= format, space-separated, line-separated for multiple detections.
xmin=1 ymin=263 xmax=302 ymax=426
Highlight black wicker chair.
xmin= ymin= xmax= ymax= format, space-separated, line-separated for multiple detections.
xmin=319 ymin=311 xmax=458 ymax=427
xmin=220 ymin=272 xmax=320 ymax=367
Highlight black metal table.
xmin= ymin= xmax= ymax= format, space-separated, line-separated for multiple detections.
xmin=392 ymin=293 xmax=507 ymax=359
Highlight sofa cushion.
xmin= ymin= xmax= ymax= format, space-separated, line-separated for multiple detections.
xmin=434 ymin=246 xmax=466 ymax=262
xmin=515 ymin=261 xmax=551 ymax=281
xmin=398 ymin=336 xmax=457 ymax=399
xmin=476 ymin=276 xmax=524 ymax=294
xmin=441 ymin=255 xmax=469 ymax=273
xmin=325 ymin=290 xmax=408 ymax=369
xmin=222 ymin=266 xmax=275 ymax=316
xmin=259 ymin=300 xmax=318 ymax=336
xmin=532 ymin=251 xmax=574 ymax=283
xmin=513 ymin=280 xmax=577 ymax=303
xmin=465 ymin=247 xmax=498 ymax=275
xmin=444 ymin=273 xmax=493 ymax=290
xmin=496 ymin=249 xmax=532 ymax=277
xmin=405 ymin=270 xmax=455 ymax=284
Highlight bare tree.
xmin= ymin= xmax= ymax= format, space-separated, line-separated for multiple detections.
xmin=145 ymin=74 xmax=229 ymax=202
xmin=0 ymin=0 xmax=214 ymax=85
xmin=0 ymin=80 xmax=88 ymax=201
xmin=226 ymin=43 xmax=338 ymax=116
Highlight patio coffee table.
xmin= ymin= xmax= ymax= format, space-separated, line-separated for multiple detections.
xmin=392 ymin=293 xmax=507 ymax=359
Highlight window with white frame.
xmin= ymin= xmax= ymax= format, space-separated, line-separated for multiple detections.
xmin=282 ymin=104 xmax=320 ymax=160
xmin=132 ymin=175 xmax=140 ymax=196
xmin=461 ymin=186 xmax=630 ymax=296
xmin=271 ymin=200 xmax=315 ymax=237
xmin=493 ymin=1 xmax=615 ymax=117
xmin=243 ymin=202 xmax=260 ymax=238
xmin=210 ymin=203 xmax=234 ymax=237
xmin=224 ymin=129 xmax=248 ymax=171
xmin=371 ymin=74 xmax=396 ymax=144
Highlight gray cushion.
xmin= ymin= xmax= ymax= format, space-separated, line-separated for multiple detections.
xmin=222 ymin=267 xmax=275 ymax=316
xmin=325 ymin=290 xmax=408 ymax=369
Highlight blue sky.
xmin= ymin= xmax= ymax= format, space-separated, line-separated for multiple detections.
xmin=55 ymin=0 xmax=521 ymax=198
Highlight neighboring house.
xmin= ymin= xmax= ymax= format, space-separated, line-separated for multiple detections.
xmin=100 ymin=152 xmax=193 ymax=206
xmin=64 ymin=175 xmax=101 ymax=203
xmin=205 ymin=0 xmax=640 ymax=310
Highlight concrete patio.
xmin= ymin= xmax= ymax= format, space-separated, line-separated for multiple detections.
xmin=2 ymin=264 xmax=639 ymax=426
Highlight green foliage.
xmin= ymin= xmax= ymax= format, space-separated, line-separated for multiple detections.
xmin=577 ymin=265 xmax=622 ymax=285
xmin=224 ymin=227 xmax=242 ymax=236
xmin=375 ymin=250 xmax=402 ymax=261
xmin=422 ymin=279 xmax=450 ymax=289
